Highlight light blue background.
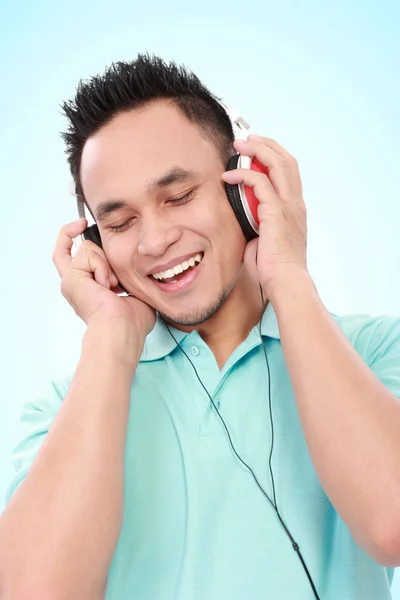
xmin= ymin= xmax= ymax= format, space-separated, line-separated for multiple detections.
xmin=1 ymin=0 xmax=399 ymax=594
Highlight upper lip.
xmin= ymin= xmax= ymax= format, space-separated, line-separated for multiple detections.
xmin=147 ymin=252 xmax=202 ymax=276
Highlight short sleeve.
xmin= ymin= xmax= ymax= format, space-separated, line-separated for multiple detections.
xmin=362 ymin=316 xmax=400 ymax=400
xmin=4 ymin=376 xmax=72 ymax=506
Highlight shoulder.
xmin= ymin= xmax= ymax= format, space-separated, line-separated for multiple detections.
xmin=330 ymin=311 xmax=400 ymax=364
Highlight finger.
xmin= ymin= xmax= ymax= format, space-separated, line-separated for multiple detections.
xmin=222 ymin=168 xmax=281 ymax=214
xmin=233 ymin=139 xmax=296 ymax=202
xmin=110 ymin=270 xmax=119 ymax=288
xmin=52 ymin=218 xmax=87 ymax=277
xmin=247 ymin=135 xmax=303 ymax=200
xmin=247 ymin=135 xmax=294 ymax=161
xmin=71 ymin=241 xmax=112 ymax=288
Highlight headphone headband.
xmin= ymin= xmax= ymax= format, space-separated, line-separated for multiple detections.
xmin=219 ymin=102 xmax=250 ymax=140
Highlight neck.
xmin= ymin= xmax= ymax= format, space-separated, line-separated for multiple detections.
xmin=170 ymin=268 xmax=267 ymax=370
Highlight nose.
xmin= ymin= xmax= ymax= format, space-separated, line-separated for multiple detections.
xmin=137 ymin=215 xmax=182 ymax=257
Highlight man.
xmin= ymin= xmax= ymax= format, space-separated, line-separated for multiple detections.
xmin=1 ymin=53 xmax=400 ymax=600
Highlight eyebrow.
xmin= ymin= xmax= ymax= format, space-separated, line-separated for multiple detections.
xmin=94 ymin=167 xmax=197 ymax=222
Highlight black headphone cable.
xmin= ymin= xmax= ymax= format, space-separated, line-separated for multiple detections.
xmin=161 ymin=287 xmax=321 ymax=599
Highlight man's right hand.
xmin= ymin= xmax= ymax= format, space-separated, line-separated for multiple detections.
xmin=52 ymin=218 xmax=156 ymax=336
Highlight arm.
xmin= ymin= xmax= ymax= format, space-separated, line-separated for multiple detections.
xmin=269 ymin=270 xmax=400 ymax=566
xmin=224 ymin=134 xmax=400 ymax=566
xmin=0 ymin=318 xmax=143 ymax=600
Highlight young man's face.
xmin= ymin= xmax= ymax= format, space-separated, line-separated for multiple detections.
xmin=80 ymin=100 xmax=246 ymax=327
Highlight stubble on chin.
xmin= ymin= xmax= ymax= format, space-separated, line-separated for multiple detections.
xmin=158 ymin=283 xmax=234 ymax=328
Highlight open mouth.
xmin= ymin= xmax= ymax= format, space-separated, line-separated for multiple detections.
xmin=150 ymin=252 xmax=204 ymax=285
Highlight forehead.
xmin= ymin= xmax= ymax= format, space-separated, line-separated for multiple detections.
xmin=80 ymin=101 xmax=220 ymax=201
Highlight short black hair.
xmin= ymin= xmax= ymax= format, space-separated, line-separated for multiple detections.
xmin=60 ymin=53 xmax=235 ymax=199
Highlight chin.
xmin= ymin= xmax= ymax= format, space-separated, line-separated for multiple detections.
xmin=158 ymin=284 xmax=234 ymax=328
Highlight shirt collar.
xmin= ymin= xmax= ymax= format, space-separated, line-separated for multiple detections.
xmin=140 ymin=301 xmax=280 ymax=362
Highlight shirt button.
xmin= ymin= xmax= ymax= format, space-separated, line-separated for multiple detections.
xmin=190 ymin=345 xmax=200 ymax=357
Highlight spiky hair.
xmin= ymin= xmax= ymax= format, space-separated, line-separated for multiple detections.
xmin=60 ymin=53 xmax=235 ymax=198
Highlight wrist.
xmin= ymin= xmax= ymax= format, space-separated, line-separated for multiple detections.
xmin=264 ymin=269 xmax=319 ymax=312
xmin=83 ymin=318 xmax=146 ymax=370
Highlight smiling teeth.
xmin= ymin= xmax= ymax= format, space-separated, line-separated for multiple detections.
xmin=152 ymin=253 xmax=202 ymax=280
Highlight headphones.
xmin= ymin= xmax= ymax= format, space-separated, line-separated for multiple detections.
xmin=70 ymin=102 xmax=268 ymax=251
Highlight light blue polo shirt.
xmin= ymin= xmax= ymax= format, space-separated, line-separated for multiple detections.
xmin=5 ymin=303 xmax=400 ymax=599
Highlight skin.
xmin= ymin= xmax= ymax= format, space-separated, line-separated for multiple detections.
xmin=77 ymin=99 xmax=263 ymax=364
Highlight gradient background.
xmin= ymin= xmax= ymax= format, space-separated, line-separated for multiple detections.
xmin=1 ymin=0 xmax=399 ymax=593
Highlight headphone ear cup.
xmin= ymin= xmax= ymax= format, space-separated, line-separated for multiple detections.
xmin=83 ymin=224 xmax=103 ymax=249
xmin=225 ymin=155 xmax=258 ymax=242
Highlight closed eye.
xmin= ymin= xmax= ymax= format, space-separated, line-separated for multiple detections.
xmin=167 ymin=189 xmax=195 ymax=206
xmin=109 ymin=217 xmax=136 ymax=233
xmin=109 ymin=190 xmax=195 ymax=233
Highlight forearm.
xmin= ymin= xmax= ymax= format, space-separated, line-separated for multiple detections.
xmin=269 ymin=271 xmax=400 ymax=564
xmin=0 ymin=321 xmax=143 ymax=599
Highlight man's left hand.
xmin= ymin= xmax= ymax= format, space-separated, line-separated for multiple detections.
xmin=222 ymin=134 xmax=309 ymax=299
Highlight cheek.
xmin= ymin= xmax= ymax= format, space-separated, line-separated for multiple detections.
xmin=212 ymin=208 xmax=247 ymax=271
xmin=189 ymin=191 xmax=246 ymax=258
xmin=219 ymin=197 xmax=247 ymax=245
xmin=103 ymin=237 xmax=138 ymax=275
xmin=198 ymin=189 xmax=239 ymax=233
